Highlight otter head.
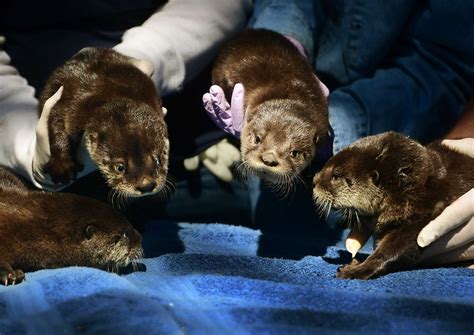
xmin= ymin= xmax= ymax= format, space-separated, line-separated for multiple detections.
xmin=313 ymin=132 xmax=434 ymax=223
xmin=80 ymin=207 xmax=143 ymax=270
xmin=85 ymin=98 xmax=169 ymax=197
xmin=241 ymin=100 xmax=325 ymax=186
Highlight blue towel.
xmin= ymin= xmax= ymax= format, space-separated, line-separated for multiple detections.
xmin=0 ymin=220 xmax=473 ymax=334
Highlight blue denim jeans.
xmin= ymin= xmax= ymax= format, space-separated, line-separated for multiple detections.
xmin=251 ymin=0 xmax=474 ymax=152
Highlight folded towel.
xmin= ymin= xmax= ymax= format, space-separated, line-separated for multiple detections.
xmin=0 ymin=220 xmax=473 ymax=334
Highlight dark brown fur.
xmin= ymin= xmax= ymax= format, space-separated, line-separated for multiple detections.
xmin=213 ymin=29 xmax=328 ymax=185
xmin=0 ymin=167 xmax=143 ymax=286
xmin=39 ymin=48 xmax=169 ymax=197
xmin=312 ymin=132 xmax=474 ymax=279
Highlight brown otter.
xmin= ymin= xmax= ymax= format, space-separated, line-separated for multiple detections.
xmin=39 ymin=48 xmax=169 ymax=198
xmin=212 ymin=29 xmax=329 ymax=187
xmin=0 ymin=166 xmax=143 ymax=286
xmin=312 ymin=131 xmax=474 ymax=279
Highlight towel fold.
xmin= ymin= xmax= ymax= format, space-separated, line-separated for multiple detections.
xmin=0 ymin=220 xmax=473 ymax=334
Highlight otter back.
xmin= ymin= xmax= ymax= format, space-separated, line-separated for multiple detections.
xmin=312 ymin=132 xmax=474 ymax=279
xmin=0 ymin=166 xmax=143 ymax=286
xmin=38 ymin=48 xmax=169 ymax=198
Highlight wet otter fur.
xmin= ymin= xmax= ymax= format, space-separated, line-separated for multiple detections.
xmin=0 ymin=167 xmax=143 ymax=286
xmin=313 ymin=132 xmax=474 ymax=279
xmin=212 ymin=29 xmax=328 ymax=188
xmin=39 ymin=48 xmax=169 ymax=198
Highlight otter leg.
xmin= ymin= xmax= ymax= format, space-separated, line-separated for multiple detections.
xmin=44 ymin=112 xmax=84 ymax=185
xmin=337 ymin=229 xmax=419 ymax=280
xmin=0 ymin=262 xmax=25 ymax=286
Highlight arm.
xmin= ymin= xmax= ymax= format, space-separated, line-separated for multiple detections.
xmin=0 ymin=39 xmax=95 ymax=190
xmin=113 ymin=0 xmax=253 ymax=96
xmin=417 ymin=103 xmax=474 ymax=265
xmin=249 ymin=0 xmax=316 ymax=59
xmin=0 ymin=38 xmax=41 ymax=185
xmin=328 ymin=41 xmax=474 ymax=154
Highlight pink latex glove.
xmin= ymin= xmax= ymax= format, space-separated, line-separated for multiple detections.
xmin=203 ymin=83 xmax=245 ymax=138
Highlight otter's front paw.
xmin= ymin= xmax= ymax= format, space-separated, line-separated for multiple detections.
xmin=44 ymin=156 xmax=83 ymax=185
xmin=336 ymin=261 xmax=374 ymax=280
xmin=0 ymin=268 xmax=25 ymax=286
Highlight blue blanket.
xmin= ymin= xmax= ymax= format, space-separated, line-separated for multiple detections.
xmin=1 ymin=220 xmax=473 ymax=334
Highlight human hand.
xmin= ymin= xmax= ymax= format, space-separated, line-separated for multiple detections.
xmin=32 ymin=86 xmax=71 ymax=188
xmin=418 ymin=188 xmax=474 ymax=265
xmin=183 ymin=139 xmax=240 ymax=182
xmin=416 ymin=138 xmax=474 ymax=265
xmin=202 ymin=84 xmax=245 ymax=138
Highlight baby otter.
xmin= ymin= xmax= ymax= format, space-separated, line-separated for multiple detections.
xmin=0 ymin=167 xmax=143 ymax=286
xmin=212 ymin=29 xmax=329 ymax=186
xmin=39 ymin=48 xmax=169 ymax=197
xmin=312 ymin=132 xmax=474 ymax=279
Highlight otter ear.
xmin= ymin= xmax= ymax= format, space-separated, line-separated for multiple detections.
xmin=85 ymin=225 xmax=97 ymax=240
xmin=397 ymin=164 xmax=413 ymax=185
xmin=370 ymin=170 xmax=380 ymax=185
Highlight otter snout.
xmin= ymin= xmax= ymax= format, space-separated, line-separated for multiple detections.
xmin=261 ymin=152 xmax=279 ymax=167
xmin=137 ymin=178 xmax=157 ymax=194
xmin=313 ymin=168 xmax=327 ymax=188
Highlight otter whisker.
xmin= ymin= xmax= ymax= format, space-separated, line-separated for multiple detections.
xmin=354 ymin=210 xmax=362 ymax=231
xmin=234 ymin=161 xmax=252 ymax=186
xmin=326 ymin=202 xmax=332 ymax=219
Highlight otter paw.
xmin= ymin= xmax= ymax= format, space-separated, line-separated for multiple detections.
xmin=336 ymin=263 xmax=373 ymax=280
xmin=44 ymin=157 xmax=80 ymax=184
xmin=0 ymin=268 xmax=25 ymax=286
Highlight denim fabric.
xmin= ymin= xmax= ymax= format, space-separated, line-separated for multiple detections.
xmin=249 ymin=0 xmax=316 ymax=60
xmin=252 ymin=0 xmax=474 ymax=153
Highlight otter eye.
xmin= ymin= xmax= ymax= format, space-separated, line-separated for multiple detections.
xmin=123 ymin=232 xmax=127 ymax=239
xmin=345 ymin=177 xmax=353 ymax=187
xmin=290 ymin=150 xmax=301 ymax=158
xmin=115 ymin=163 xmax=125 ymax=173
xmin=255 ymin=135 xmax=261 ymax=144
xmin=332 ymin=167 xmax=342 ymax=181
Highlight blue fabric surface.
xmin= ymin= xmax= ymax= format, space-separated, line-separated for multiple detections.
xmin=0 ymin=220 xmax=473 ymax=334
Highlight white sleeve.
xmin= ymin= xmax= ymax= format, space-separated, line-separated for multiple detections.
xmin=114 ymin=0 xmax=253 ymax=96
xmin=0 ymin=36 xmax=41 ymax=186
xmin=0 ymin=37 xmax=96 ymax=190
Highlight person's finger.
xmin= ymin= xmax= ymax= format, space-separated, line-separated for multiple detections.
xmin=314 ymin=74 xmax=329 ymax=98
xmin=204 ymin=145 xmax=218 ymax=161
xmin=217 ymin=140 xmax=241 ymax=165
xmin=203 ymin=93 xmax=221 ymax=123
xmin=418 ymin=189 xmax=474 ymax=247
xmin=36 ymin=86 xmax=64 ymax=149
xmin=210 ymin=85 xmax=231 ymax=117
xmin=230 ymin=83 xmax=245 ymax=132
xmin=210 ymin=94 xmax=232 ymax=132
xmin=183 ymin=155 xmax=200 ymax=171
xmin=420 ymin=217 xmax=474 ymax=260
xmin=442 ymin=139 xmax=474 ymax=158
xmin=204 ymin=92 xmax=229 ymax=130
xmin=129 ymin=58 xmax=154 ymax=77
xmin=40 ymin=86 xmax=64 ymax=123
xmin=345 ymin=227 xmax=372 ymax=258
xmin=216 ymin=146 xmax=237 ymax=167
xmin=202 ymin=157 xmax=233 ymax=182
xmin=421 ymin=241 xmax=474 ymax=266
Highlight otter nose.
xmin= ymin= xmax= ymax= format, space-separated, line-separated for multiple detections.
xmin=261 ymin=152 xmax=279 ymax=167
xmin=137 ymin=179 xmax=157 ymax=193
